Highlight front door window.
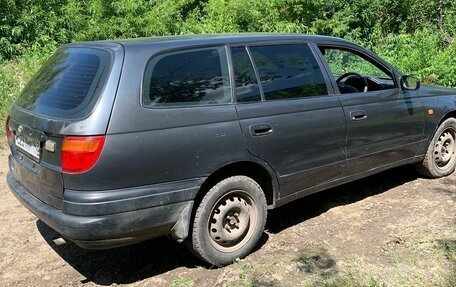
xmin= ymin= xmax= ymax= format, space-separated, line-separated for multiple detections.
xmin=319 ymin=47 xmax=396 ymax=94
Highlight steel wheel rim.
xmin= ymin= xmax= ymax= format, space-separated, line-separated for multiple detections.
xmin=433 ymin=127 xmax=456 ymax=170
xmin=207 ymin=190 xmax=258 ymax=253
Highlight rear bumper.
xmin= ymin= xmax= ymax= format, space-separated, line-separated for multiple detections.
xmin=7 ymin=172 xmax=201 ymax=249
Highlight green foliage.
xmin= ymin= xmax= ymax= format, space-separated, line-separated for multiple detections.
xmin=0 ymin=45 xmax=53 ymax=138
xmin=377 ymin=28 xmax=456 ymax=87
xmin=0 ymin=0 xmax=455 ymax=129
xmin=2 ymin=0 xmax=455 ymax=59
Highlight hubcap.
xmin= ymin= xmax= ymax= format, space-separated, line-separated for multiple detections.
xmin=433 ymin=128 xmax=456 ymax=170
xmin=208 ymin=190 xmax=257 ymax=253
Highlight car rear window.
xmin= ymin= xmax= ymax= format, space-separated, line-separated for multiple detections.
xmin=15 ymin=47 xmax=111 ymax=119
xmin=142 ymin=47 xmax=231 ymax=107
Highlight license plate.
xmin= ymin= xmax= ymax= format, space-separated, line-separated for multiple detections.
xmin=15 ymin=133 xmax=41 ymax=161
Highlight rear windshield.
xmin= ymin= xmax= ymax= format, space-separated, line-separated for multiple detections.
xmin=15 ymin=47 xmax=111 ymax=119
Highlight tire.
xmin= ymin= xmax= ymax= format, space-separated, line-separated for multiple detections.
xmin=186 ymin=176 xmax=267 ymax=266
xmin=416 ymin=117 xmax=456 ymax=178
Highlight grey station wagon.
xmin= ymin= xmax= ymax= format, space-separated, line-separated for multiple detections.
xmin=6 ymin=34 xmax=456 ymax=266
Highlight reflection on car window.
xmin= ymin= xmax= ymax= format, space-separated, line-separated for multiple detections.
xmin=319 ymin=47 xmax=397 ymax=94
xmin=231 ymin=47 xmax=262 ymax=103
xmin=143 ymin=47 xmax=231 ymax=107
xmin=15 ymin=48 xmax=111 ymax=119
xmin=249 ymin=44 xmax=328 ymax=100
xmin=322 ymin=49 xmax=390 ymax=79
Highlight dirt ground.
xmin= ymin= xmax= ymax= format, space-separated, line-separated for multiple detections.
xmin=0 ymin=149 xmax=454 ymax=287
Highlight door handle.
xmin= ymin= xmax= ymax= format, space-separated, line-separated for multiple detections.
xmin=350 ymin=110 xmax=367 ymax=121
xmin=249 ymin=123 xmax=273 ymax=136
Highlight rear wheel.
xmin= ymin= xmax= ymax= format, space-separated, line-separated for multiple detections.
xmin=186 ymin=176 xmax=267 ymax=266
xmin=416 ymin=117 xmax=456 ymax=178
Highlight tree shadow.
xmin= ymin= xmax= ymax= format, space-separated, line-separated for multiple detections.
xmin=266 ymin=165 xmax=419 ymax=233
xmin=294 ymin=245 xmax=337 ymax=276
xmin=36 ymin=165 xmax=418 ymax=285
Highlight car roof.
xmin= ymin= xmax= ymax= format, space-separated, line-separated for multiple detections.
xmin=70 ymin=33 xmax=353 ymax=49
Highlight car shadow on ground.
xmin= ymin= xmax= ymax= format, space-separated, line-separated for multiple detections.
xmin=37 ymin=220 xmax=202 ymax=285
xmin=266 ymin=165 xmax=419 ymax=233
xmin=37 ymin=166 xmax=419 ymax=285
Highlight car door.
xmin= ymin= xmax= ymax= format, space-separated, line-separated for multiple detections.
xmin=315 ymin=44 xmax=425 ymax=176
xmin=231 ymin=43 xmax=347 ymax=198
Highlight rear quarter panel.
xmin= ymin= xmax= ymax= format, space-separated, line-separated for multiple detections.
xmin=63 ymin=43 xmax=253 ymax=191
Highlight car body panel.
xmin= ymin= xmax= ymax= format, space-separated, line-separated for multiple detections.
xmin=311 ymin=41 xmax=427 ymax=176
xmin=337 ymin=89 xmax=425 ymax=176
xmin=62 ymin=45 xmax=250 ymax=191
xmin=415 ymin=86 xmax=456 ymax=155
xmin=236 ymin=96 xmax=347 ymax=197
xmin=6 ymin=43 xmax=124 ymax=208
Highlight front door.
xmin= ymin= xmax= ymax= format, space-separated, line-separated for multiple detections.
xmin=231 ymin=43 xmax=347 ymax=197
xmin=316 ymin=45 xmax=425 ymax=176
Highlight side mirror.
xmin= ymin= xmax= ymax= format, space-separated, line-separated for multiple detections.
xmin=401 ymin=75 xmax=421 ymax=91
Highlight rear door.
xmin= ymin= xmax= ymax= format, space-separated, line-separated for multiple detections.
xmin=7 ymin=44 xmax=123 ymax=208
xmin=231 ymin=43 xmax=347 ymax=198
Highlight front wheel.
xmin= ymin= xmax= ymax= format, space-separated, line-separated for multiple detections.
xmin=186 ymin=176 xmax=267 ymax=266
xmin=416 ymin=117 xmax=456 ymax=178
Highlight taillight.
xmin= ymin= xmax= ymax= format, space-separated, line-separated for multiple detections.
xmin=5 ymin=116 xmax=12 ymax=142
xmin=61 ymin=136 xmax=105 ymax=173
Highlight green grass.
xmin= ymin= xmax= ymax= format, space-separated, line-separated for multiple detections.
xmin=171 ymin=277 xmax=196 ymax=287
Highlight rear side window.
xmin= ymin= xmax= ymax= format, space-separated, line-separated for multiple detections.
xmin=143 ymin=47 xmax=231 ymax=107
xmin=15 ymin=48 xmax=111 ymax=119
xmin=231 ymin=47 xmax=261 ymax=103
xmin=249 ymin=44 xmax=328 ymax=100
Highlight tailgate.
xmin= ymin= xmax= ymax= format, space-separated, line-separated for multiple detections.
xmin=8 ymin=117 xmax=64 ymax=208
xmin=6 ymin=42 xmax=124 ymax=209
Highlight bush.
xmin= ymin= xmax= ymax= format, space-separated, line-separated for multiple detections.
xmin=376 ymin=28 xmax=456 ymax=87
xmin=0 ymin=44 xmax=55 ymax=137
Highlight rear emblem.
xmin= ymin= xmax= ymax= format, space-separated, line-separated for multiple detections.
xmin=17 ymin=125 xmax=23 ymax=133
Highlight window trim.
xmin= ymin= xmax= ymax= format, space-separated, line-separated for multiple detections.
xmin=227 ymin=46 xmax=265 ymax=104
xmin=140 ymin=45 xmax=233 ymax=109
xmin=244 ymin=46 xmax=267 ymax=102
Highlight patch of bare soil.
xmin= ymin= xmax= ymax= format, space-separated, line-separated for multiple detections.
xmin=0 ymin=149 xmax=454 ymax=287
